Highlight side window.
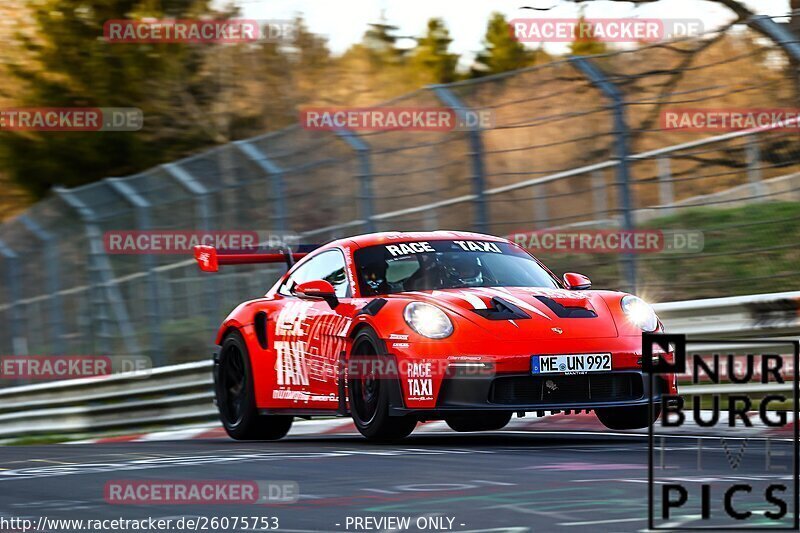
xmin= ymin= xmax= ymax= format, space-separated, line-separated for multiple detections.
xmin=279 ymin=250 xmax=351 ymax=298
xmin=308 ymin=250 xmax=350 ymax=298
xmin=278 ymin=258 xmax=315 ymax=296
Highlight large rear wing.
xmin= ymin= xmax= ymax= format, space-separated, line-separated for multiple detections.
xmin=193 ymin=245 xmax=313 ymax=272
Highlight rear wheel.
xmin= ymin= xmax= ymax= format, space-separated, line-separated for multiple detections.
xmin=216 ymin=331 xmax=293 ymax=440
xmin=349 ymin=329 xmax=417 ymax=441
xmin=446 ymin=412 xmax=512 ymax=432
xmin=595 ymin=404 xmax=661 ymax=430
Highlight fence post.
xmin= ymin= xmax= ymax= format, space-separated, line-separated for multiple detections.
xmin=107 ymin=178 xmax=165 ymax=364
xmin=748 ymin=15 xmax=800 ymax=61
xmin=333 ymin=130 xmax=376 ymax=233
xmin=164 ymin=162 xmax=220 ymax=333
xmin=233 ymin=141 xmax=289 ymax=233
xmin=746 ymin=141 xmax=765 ymax=201
xmin=571 ymin=56 xmax=637 ymax=293
xmin=19 ymin=215 xmax=65 ymax=355
xmin=534 ymin=184 xmax=550 ymax=229
xmin=424 ymin=209 xmax=439 ymax=231
xmin=432 ymin=85 xmax=489 ymax=233
xmin=747 ymin=15 xmax=800 ymax=202
xmin=592 ymin=170 xmax=608 ymax=221
xmin=657 ymin=157 xmax=675 ymax=214
xmin=0 ymin=240 xmax=25 ymax=355
xmin=54 ymin=187 xmax=140 ymax=356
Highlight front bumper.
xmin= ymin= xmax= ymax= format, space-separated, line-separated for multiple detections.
xmin=388 ymin=369 xmax=668 ymax=415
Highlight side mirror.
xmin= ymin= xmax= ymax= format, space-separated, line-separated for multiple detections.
xmin=294 ymin=279 xmax=339 ymax=308
xmin=563 ymin=272 xmax=591 ymax=290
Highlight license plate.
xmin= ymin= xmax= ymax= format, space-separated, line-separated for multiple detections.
xmin=532 ymin=353 xmax=612 ymax=374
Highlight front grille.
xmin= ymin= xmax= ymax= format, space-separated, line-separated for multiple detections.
xmin=489 ymin=373 xmax=643 ymax=405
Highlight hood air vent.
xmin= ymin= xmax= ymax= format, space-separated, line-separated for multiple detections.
xmin=534 ymin=296 xmax=597 ymax=318
xmin=472 ymin=297 xmax=531 ymax=320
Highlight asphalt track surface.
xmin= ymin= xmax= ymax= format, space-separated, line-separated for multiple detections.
xmin=0 ymin=429 xmax=796 ymax=533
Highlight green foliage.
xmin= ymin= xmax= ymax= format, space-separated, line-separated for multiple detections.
xmin=568 ymin=13 xmax=608 ymax=56
xmin=411 ymin=18 xmax=458 ymax=84
xmin=0 ymin=7 xmax=557 ymax=200
xmin=1 ymin=0 xmax=227 ymax=197
xmin=363 ymin=16 xmax=406 ymax=64
xmin=541 ymin=202 xmax=800 ymax=302
xmin=291 ymin=16 xmax=332 ymax=71
xmin=472 ymin=12 xmax=548 ymax=77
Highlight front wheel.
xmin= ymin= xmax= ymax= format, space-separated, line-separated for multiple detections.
xmin=348 ymin=329 xmax=417 ymax=441
xmin=595 ymin=404 xmax=661 ymax=430
xmin=216 ymin=331 xmax=293 ymax=440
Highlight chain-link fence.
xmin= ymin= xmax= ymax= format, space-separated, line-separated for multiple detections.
xmin=2 ymin=14 xmax=800 ymax=367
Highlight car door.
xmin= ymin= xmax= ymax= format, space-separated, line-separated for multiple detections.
xmin=270 ymin=249 xmax=354 ymax=410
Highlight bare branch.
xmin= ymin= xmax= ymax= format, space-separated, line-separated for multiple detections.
xmin=565 ymin=0 xmax=755 ymax=22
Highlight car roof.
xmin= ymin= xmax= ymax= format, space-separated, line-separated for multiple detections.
xmin=329 ymin=231 xmax=511 ymax=250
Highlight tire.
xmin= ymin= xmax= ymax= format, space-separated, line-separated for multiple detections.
xmin=216 ymin=331 xmax=293 ymax=440
xmin=595 ymin=404 xmax=661 ymax=430
xmin=348 ymin=328 xmax=417 ymax=441
xmin=445 ymin=412 xmax=512 ymax=433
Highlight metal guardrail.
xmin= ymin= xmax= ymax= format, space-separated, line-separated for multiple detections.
xmin=655 ymin=291 xmax=800 ymax=338
xmin=0 ymin=291 xmax=797 ymax=439
xmin=656 ymin=293 xmax=799 ymax=397
xmin=0 ymin=361 xmax=214 ymax=439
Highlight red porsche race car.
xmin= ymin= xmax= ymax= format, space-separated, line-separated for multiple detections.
xmin=194 ymin=231 xmax=677 ymax=441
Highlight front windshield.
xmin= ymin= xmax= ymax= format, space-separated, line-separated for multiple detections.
xmin=354 ymin=239 xmax=559 ymax=296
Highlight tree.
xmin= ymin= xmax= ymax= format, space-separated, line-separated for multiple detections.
xmin=564 ymin=0 xmax=793 ymax=44
xmin=472 ymin=12 xmax=547 ymax=77
xmin=280 ymin=16 xmax=333 ymax=108
xmin=327 ymin=14 xmax=417 ymax=105
xmin=568 ymin=11 xmax=608 ymax=56
xmin=0 ymin=0 xmax=34 ymax=217
xmin=363 ymin=13 xmax=406 ymax=64
xmin=565 ymin=0 xmax=800 ymax=111
xmin=411 ymin=18 xmax=458 ymax=84
xmin=0 ymin=0 xmax=235 ymax=197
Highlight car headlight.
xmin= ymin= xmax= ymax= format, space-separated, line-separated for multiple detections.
xmin=621 ymin=295 xmax=658 ymax=332
xmin=403 ymin=302 xmax=454 ymax=339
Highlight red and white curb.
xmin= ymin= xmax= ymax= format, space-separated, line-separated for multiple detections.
xmin=69 ymin=411 xmax=794 ymax=444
